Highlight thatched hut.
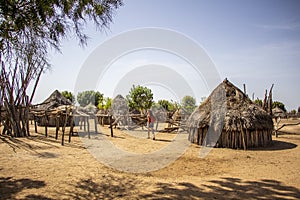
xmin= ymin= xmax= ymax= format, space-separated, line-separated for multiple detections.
xmin=187 ymin=79 xmax=273 ymax=149
xmin=35 ymin=90 xmax=73 ymax=126
xmin=172 ymin=108 xmax=190 ymax=122
xmin=37 ymin=90 xmax=72 ymax=110
xmin=111 ymin=94 xmax=129 ymax=126
xmin=272 ymin=106 xmax=286 ymax=118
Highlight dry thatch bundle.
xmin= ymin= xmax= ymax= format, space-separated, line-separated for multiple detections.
xmin=187 ymin=79 xmax=273 ymax=149
xmin=37 ymin=90 xmax=72 ymax=110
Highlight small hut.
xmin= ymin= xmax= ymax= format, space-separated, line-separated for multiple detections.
xmin=172 ymin=108 xmax=190 ymax=122
xmin=35 ymin=90 xmax=73 ymax=126
xmin=272 ymin=106 xmax=286 ymax=118
xmin=187 ymin=79 xmax=273 ymax=149
xmin=111 ymin=95 xmax=129 ymax=127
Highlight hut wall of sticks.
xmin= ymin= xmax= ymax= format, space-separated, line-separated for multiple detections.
xmin=187 ymin=79 xmax=273 ymax=150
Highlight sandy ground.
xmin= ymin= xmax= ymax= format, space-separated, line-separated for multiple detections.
xmin=1 ymin=119 xmax=300 ymax=199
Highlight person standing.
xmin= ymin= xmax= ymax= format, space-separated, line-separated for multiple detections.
xmin=147 ymin=110 xmax=155 ymax=140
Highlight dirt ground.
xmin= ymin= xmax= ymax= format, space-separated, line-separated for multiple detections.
xmin=1 ymin=119 xmax=300 ymax=199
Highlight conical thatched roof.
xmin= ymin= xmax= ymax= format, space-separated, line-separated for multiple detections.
xmin=187 ymin=79 xmax=273 ymax=131
xmin=111 ymin=94 xmax=128 ymax=116
xmin=272 ymin=106 xmax=286 ymax=118
xmin=37 ymin=90 xmax=72 ymax=110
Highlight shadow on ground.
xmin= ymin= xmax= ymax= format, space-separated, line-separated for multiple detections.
xmin=0 ymin=134 xmax=85 ymax=154
xmin=1 ymin=175 xmax=300 ymax=199
xmin=56 ymin=174 xmax=139 ymax=199
xmin=141 ymin=177 xmax=300 ymax=200
xmin=56 ymin=176 xmax=300 ymax=199
xmin=249 ymin=140 xmax=297 ymax=151
xmin=0 ymin=176 xmax=51 ymax=200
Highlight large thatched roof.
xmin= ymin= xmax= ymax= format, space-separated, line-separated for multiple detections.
xmin=187 ymin=79 xmax=273 ymax=132
xmin=37 ymin=90 xmax=72 ymax=110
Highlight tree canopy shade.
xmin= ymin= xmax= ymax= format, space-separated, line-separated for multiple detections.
xmin=126 ymin=85 xmax=154 ymax=113
xmin=0 ymin=0 xmax=123 ymax=137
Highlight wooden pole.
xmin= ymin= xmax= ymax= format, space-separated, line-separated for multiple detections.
xmin=55 ymin=116 xmax=59 ymax=140
xmin=109 ymin=115 xmax=113 ymax=137
xmin=94 ymin=115 xmax=98 ymax=134
xmin=34 ymin=115 xmax=38 ymax=133
xmin=240 ymin=121 xmax=247 ymax=150
xmin=87 ymin=116 xmax=90 ymax=139
xmin=44 ymin=114 xmax=48 ymax=137
xmin=83 ymin=117 xmax=86 ymax=132
xmin=69 ymin=115 xmax=73 ymax=143
xmin=61 ymin=112 xmax=69 ymax=146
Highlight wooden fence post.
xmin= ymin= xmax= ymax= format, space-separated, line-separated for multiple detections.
xmin=109 ymin=115 xmax=113 ymax=137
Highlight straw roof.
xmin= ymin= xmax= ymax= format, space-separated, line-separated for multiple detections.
xmin=187 ymin=79 xmax=273 ymax=132
xmin=111 ymin=94 xmax=128 ymax=116
xmin=272 ymin=106 xmax=286 ymax=118
xmin=37 ymin=90 xmax=72 ymax=110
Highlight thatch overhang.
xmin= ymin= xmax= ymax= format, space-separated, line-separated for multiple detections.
xmin=36 ymin=90 xmax=72 ymax=111
xmin=187 ymin=79 xmax=273 ymax=149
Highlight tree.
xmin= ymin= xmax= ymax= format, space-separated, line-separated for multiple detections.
xmin=298 ymin=106 xmax=300 ymax=113
xmin=0 ymin=0 xmax=122 ymax=136
xmin=126 ymin=85 xmax=154 ymax=113
xmin=158 ymin=99 xmax=173 ymax=111
xmin=98 ymin=97 xmax=112 ymax=110
xmin=272 ymin=101 xmax=287 ymax=112
xmin=290 ymin=110 xmax=296 ymax=115
xmin=254 ymin=99 xmax=263 ymax=107
xmin=61 ymin=91 xmax=75 ymax=104
xmin=181 ymin=95 xmax=197 ymax=114
xmin=77 ymin=91 xmax=103 ymax=107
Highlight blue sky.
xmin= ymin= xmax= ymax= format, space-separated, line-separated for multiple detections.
xmin=33 ymin=0 xmax=300 ymax=111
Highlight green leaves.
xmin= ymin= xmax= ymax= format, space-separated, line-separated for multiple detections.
xmin=272 ymin=101 xmax=287 ymax=112
xmin=77 ymin=90 xmax=103 ymax=107
xmin=61 ymin=90 xmax=75 ymax=103
xmin=0 ymin=0 xmax=123 ymax=54
xmin=126 ymin=85 xmax=154 ymax=113
xmin=181 ymin=95 xmax=197 ymax=114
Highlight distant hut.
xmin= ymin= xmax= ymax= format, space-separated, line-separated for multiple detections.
xmin=111 ymin=95 xmax=129 ymax=127
xmin=172 ymin=108 xmax=190 ymax=122
xmin=83 ymin=103 xmax=98 ymax=114
xmin=187 ymin=79 xmax=273 ymax=149
xmin=272 ymin=106 xmax=286 ymax=118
